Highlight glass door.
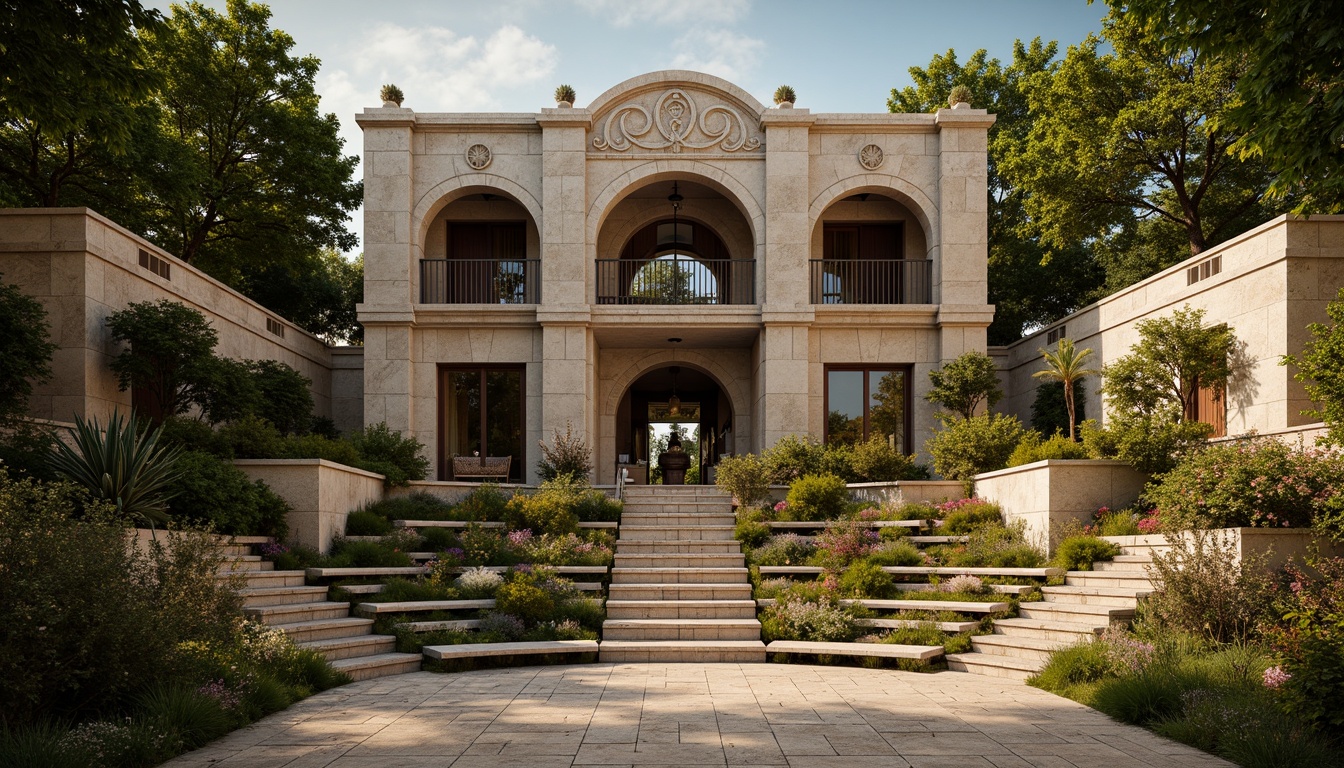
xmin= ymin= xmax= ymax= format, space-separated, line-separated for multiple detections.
xmin=440 ymin=366 xmax=525 ymax=482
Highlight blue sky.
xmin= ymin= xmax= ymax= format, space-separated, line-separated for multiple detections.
xmin=148 ymin=0 xmax=1110 ymax=254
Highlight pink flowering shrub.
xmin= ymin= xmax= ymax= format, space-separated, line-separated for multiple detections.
xmin=1262 ymin=666 xmax=1291 ymax=689
xmin=1263 ymin=557 xmax=1344 ymax=731
xmin=1146 ymin=439 xmax=1344 ymax=531
xmin=813 ymin=521 xmax=880 ymax=567
xmin=1099 ymin=625 xmax=1155 ymax=674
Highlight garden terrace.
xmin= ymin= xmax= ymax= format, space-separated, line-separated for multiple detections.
xmin=754 ymin=597 xmax=1010 ymax=614
xmin=765 ymin=519 xmax=931 ymax=531
xmin=392 ymin=520 xmax=620 ymax=530
xmin=306 ymin=565 xmax=611 ymax=580
xmin=755 ymin=565 xmax=1062 ymax=579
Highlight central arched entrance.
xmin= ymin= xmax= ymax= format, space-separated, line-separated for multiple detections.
xmin=614 ymin=364 xmax=735 ymax=485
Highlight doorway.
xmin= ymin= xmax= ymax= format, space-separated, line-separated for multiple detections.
xmin=615 ymin=364 xmax=733 ymax=485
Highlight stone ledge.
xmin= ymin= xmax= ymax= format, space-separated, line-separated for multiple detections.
xmin=766 ymin=640 xmax=944 ymax=660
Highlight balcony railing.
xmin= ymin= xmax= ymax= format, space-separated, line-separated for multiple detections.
xmin=809 ymin=259 xmax=932 ymax=304
xmin=596 ymin=256 xmax=755 ymax=305
xmin=420 ymin=259 xmax=540 ymax=304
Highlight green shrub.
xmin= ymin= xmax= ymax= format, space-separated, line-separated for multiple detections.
xmin=572 ymin=489 xmax=622 ymax=522
xmin=1080 ymin=415 xmax=1212 ymax=475
xmin=938 ymin=500 xmax=1003 ymax=533
xmin=749 ymin=533 xmax=816 ymax=566
xmin=246 ymin=360 xmax=314 ymax=435
xmin=536 ymin=421 xmax=592 ymax=482
xmin=360 ymin=492 xmax=456 ymax=523
xmin=345 ymin=509 xmax=393 ymax=536
xmin=1052 ymin=535 xmax=1120 ymax=571
xmin=217 ymin=414 xmax=283 ymax=459
xmin=735 ymin=512 xmax=771 ymax=548
xmin=1145 ymin=529 xmax=1275 ymax=643
xmin=351 ymin=422 xmax=428 ymax=486
xmin=1031 ymin=380 xmax=1086 ymax=438
xmin=878 ymin=622 xmax=945 ymax=647
xmin=327 ymin=539 xmax=413 ymax=567
xmin=838 ymin=560 xmax=895 ymax=598
xmin=1093 ymin=507 xmax=1142 ymax=536
xmin=279 ymin=432 xmax=363 ymax=467
xmin=715 ymin=453 xmax=770 ymax=508
xmin=504 ymin=478 xmax=582 ymax=535
xmin=1029 ymin=640 xmax=1113 ymax=691
xmin=157 ymin=416 xmax=227 ymax=456
xmin=866 ymin=540 xmax=924 ymax=567
xmin=849 ymin=436 xmax=926 ymax=481
xmin=762 ymin=435 xmax=827 ymax=485
xmin=138 ymin=685 xmax=235 ymax=751
xmin=167 ymin=451 xmax=290 ymax=537
xmin=1146 ymin=438 xmax=1343 ymax=531
xmin=1265 ymin=556 xmax=1344 ymax=733
xmin=1089 ymin=666 xmax=1193 ymax=725
xmin=0 ymin=472 xmax=240 ymax=726
xmin=496 ymin=577 xmax=556 ymax=624
xmin=943 ymin=523 xmax=1044 ymax=568
xmin=454 ymin=484 xmax=511 ymax=521
xmin=759 ymin=596 xmax=858 ymax=642
xmin=784 ymin=474 xmax=849 ymax=521
xmin=1007 ymin=431 xmax=1089 ymax=467
xmin=925 ymin=413 xmax=1026 ymax=490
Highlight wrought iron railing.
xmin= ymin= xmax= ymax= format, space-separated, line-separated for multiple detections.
xmin=419 ymin=259 xmax=540 ymax=304
xmin=595 ymin=256 xmax=755 ymax=305
xmin=808 ymin=259 xmax=932 ymax=304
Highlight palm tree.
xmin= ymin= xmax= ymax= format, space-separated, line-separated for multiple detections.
xmin=1033 ymin=338 xmax=1099 ymax=441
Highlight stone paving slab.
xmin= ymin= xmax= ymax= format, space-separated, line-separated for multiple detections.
xmin=160 ymin=664 xmax=1233 ymax=768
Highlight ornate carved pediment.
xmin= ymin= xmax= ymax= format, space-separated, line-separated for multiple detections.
xmin=591 ymin=87 xmax=763 ymax=154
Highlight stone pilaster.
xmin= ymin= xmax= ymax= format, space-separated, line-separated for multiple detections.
xmin=934 ymin=107 xmax=996 ymax=362
xmin=757 ymin=109 xmax=817 ymax=448
xmin=355 ymin=108 xmax=416 ymax=432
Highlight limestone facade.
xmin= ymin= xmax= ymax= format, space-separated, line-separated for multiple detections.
xmin=0 ymin=208 xmax=352 ymax=431
xmin=356 ymin=71 xmax=995 ymax=484
xmin=993 ymin=215 xmax=1344 ymax=439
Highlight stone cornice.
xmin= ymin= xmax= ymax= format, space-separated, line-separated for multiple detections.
xmin=934 ymin=107 xmax=996 ymax=130
xmin=759 ymin=109 xmax=816 ymax=129
xmin=935 ymin=304 xmax=996 ymax=327
xmin=537 ymin=108 xmax=593 ymax=129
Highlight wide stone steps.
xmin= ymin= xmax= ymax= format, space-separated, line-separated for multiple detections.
xmin=1040 ymin=585 xmax=1151 ymax=606
xmin=606 ymin=600 xmax=759 ymax=619
xmin=218 ymin=556 xmax=274 ymax=572
xmin=990 ymin=617 xmax=1107 ymax=643
xmin=969 ymin=634 xmax=1067 ymax=662
xmin=613 ymin=553 xmax=745 ymax=568
xmin=1065 ymin=571 xmax=1154 ymax=589
xmin=218 ymin=569 xmax=306 ymax=588
xmin=272 ymin=615 xmax=376 ymax=644
xmin=616 ymin=540 xmax=742 ymax=554
xmin=600 ymin=486 xmax=760 ymax=661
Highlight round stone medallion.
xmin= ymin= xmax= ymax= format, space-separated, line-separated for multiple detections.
xmin=465 ymin=144 xmax=492 ymax=170
xmin=858 ymin=143 xmax=884 ymax=170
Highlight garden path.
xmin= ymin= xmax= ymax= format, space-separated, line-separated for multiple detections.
xmin=160 ymin=664 xmax=1231 ymax=768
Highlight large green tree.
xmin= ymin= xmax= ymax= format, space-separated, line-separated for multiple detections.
xmin=1116 ymin=0 xmax=1344 ymax=212
xmin=1101 ymin=305 xmax=1237 ymax=421
xmin=0 ymin=0 xmax=161 ymax=207
xmin=1005 ymin=11 xmax=1284 ymax=273
xmin=137 ymin=0 xmax=361 ymax=277
xmin=889 ymin=42 xmax=1104 ymax=344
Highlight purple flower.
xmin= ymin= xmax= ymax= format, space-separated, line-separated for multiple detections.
xmin=1263 ymin=666 xmax=1291 ymax=689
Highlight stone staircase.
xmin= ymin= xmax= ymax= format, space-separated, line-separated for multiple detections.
xmin=217 ymin=538 xmax=421 ymax=680
xmin=599 ymin=485 xmax=767 ymax=662
xmin=945 ymin=550 xmax=1154 ymax=680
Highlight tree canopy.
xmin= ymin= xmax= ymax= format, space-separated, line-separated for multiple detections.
xmin=0 ymin=0 xmax=362 ymax=341
xmin=926 ymin=352 xmax=1003 ymax=423
xmin=1100 ymin=305 xmax=1237 ymax=421
xmin=1115 ymin=0 xmax=1344 ymax=212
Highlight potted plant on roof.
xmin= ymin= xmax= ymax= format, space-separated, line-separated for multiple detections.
xmin=949 ymin=84 xmax=971 ymax=109
xmin=773 ymin=85 xmax=796 ymax=109
xmin=554 ymin=84 xmax=576 ymax=108
xmin=380 ymin=83 xmax=404 ymax=108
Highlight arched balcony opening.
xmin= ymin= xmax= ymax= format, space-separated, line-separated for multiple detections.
xmin=809 ymin=192 xmax=932 ymax=305
xmin=418 ymin=189 xmax=541 ymax=305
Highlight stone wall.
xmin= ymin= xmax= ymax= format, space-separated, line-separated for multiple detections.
xmin=974 ymin=460 xmax=1150 ymax=552
xmin=0 ymin=208 xmax=340 ymax=423
xmin=234 ymin=459 xmax=385 ymax=553
xmin=994 ymin=216 xmax=1344 ymax=436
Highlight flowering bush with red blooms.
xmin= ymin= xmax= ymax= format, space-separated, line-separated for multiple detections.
xmin=1145 ymin=439 xmax=1344 ymax=531
xmin=813 ymin=520 xmax=880 ymax=567
xmin=1264 ymin=557 xmax=1344 ymax=733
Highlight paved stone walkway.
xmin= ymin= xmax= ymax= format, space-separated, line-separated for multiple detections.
xmin=163 ymin=664 xmax=1231 ymax=768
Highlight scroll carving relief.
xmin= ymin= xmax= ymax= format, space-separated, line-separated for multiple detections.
xmin=592 ymin=88 xmax=762 ymax=153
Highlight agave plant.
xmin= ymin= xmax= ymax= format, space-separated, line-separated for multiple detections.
xmin=948 ymin=84 xmax=972 ymax=108
xmin=554 ymin=84 xmax=576 ymax=105
xmin=380 ymin=83 xmax=404 ymax=106
xmin=773 ymin=85 xmax=796 ymax=106
xmin=49 ymin=409 xmax=184 ymax=529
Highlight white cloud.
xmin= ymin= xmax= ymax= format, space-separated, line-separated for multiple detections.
xmin=575 ymin=0 xmax=751 ymax=27
xmin=670 ymin=29 xmax=765 ymax=82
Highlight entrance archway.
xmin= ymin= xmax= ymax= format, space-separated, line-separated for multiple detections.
xmin=613 ymin=364 xmax=736 ymax=486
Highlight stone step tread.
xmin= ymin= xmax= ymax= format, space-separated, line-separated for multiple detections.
xmin=972 ymin=635 xmax=1070 ymax=652
xmin=606 ymin=600 xmax=758 ymax=609
xmin=239 ymin=585 xmax=329 ymax=598
xmin=356 ymin=599 xmax=495 ymax=614
xmin=614 ymin=553 xmax=744 ymax=559
xmin=1067 ymin=570 xmax=1153 ymax=579
xmin=1022 ymin=602 xmax=1136 ymax=616
xmin=244 ymin=601 xmax=349 ymax=616
xmin=328 ymin=653 xmax=423 ymax=674
xmin=1042 ymin=586 xmax=1150 ymax=598
xmin=1113 ymin=554 xmax=1153 ymax=562
xmin=945 ymin=652 xmax=1044 ymax=672
xmin=603 ymin=619 xmax=761 ymax=628
xmin=222 ymin=555 xmax=263 ymax=562
xmin=611 ymin=567 xmax=749 ymax=574
xmin=273 ymin=616 xmax=374 ymax=637
xmin=993 ymin=617 xmax=1107 ymax=633
xmin=425 ymin=640 xmax=599 ymax=660
xmin=598 ymin=640 xmax=765 ymax=650
xmin=298 ymin=634 xmax=397 ymax=652
xmin=766 ymin=640 xmax=943 ymax=660
xmin=855 ymin=618 xmax=980 ymax=633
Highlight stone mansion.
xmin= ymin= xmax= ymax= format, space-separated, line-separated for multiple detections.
xmin=4 ymin=69 xmax=1340 ymax=485
xmin=356 ymin=70 xmax=995 ymax=484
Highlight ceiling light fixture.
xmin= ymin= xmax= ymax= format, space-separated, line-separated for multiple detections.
xmin=668 ymin=366 xmax=682 ymax=418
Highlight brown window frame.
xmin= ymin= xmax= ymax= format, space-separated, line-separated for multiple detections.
xmin=436 ymin=364 xmax=527 ymax=482
xmin=822 ymin=364 xmax=914 ymax=453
